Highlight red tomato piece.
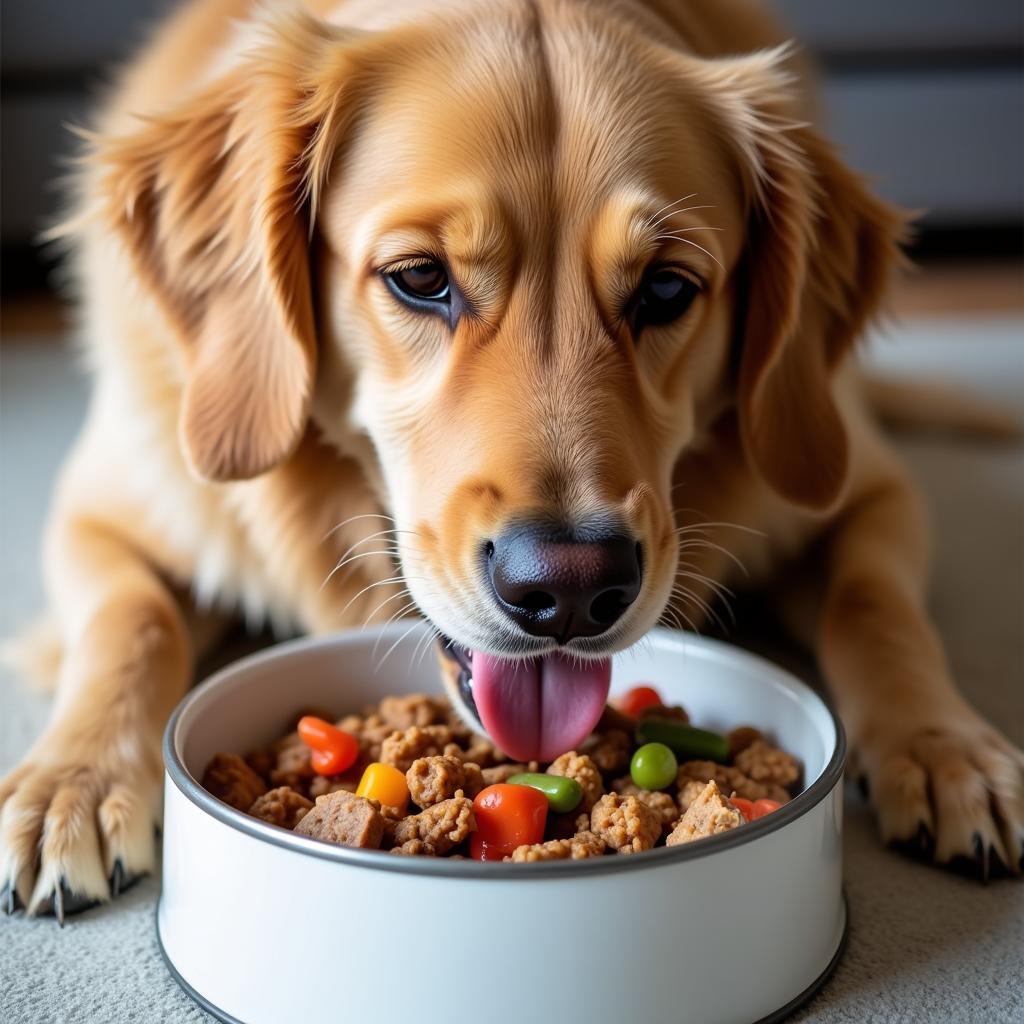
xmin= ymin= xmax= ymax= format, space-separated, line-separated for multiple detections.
xmin=298 ymin=716 xmax=358 ymax=776
xmin=472 ymin=784 xmax=548 ymax=850
xmin=297 ymin=716 xmax=342 ymax=750
xmin=730 ymin=797 xmax=756 ymax=822
xmin=469 ymin=833 xmax=509 ymax=861
xmin=617 ymin=685 xmax=663 ymax=717
xmin=311 ymin=746 xmax=355 ymax=776
xmin=752 ymin=798 xmax=783 ymax=819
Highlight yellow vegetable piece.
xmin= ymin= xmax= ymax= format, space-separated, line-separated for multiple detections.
xmin=356 ymin=762 xmax=409 ymax=814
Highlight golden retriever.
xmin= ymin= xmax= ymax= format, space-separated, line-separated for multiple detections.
xmin=2 ymin=0 xmax=1021 ymax=919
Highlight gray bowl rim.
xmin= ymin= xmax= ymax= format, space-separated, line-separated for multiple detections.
xmin=163 ymin=625 xmax=847 ymax=879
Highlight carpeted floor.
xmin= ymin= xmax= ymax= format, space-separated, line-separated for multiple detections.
xmin=1 ymin=316 xmax=1022 ymax=1024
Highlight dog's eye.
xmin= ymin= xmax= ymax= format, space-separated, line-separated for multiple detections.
xmin=630 ymin=268 xmax=700 ymax=333
xmin=386 ymin=261 xmax=450 ymax=303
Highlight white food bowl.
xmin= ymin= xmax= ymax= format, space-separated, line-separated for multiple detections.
xmin=159 ymin=624 xmax=846 ymax=1024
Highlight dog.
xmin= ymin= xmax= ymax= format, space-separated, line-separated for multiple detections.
xmin=2 ymin=0 xmax=1021 ymax=919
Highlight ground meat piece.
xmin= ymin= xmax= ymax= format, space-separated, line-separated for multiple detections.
xmin=352 ymin=714 xmax=394 ymax=762
xmin=480 ymin=762 xmax=538 ymax=785
xmin=244 ymin=748 xmax=275 ymax=783
xmin=640 ymin=703 xmax=689 ymax=723
xmin=676 ymin=760 xmax=783 ymax=805
xmin=308 ymin=775 xmax=359 ymax=799
xmin=390 ymin=839 xmax=437 ymax=856
xmin=676 ymin=778 xmax=709 ymax=812
xmin=547 ymin=752 xmax=604 ymax=812
xmin=439 ymin=706 xmax=475 ymax=744
xmin=589 ymin=793 xmax=661 ymax=854
xmin=666 ymin=781 xmax=743 ymax=845
xmin=582 ymin=730 xmax=632 ymax=774
xmin=269 ymin=734 xmax=315 ymax=790
xmin=334 ymin=714 xmax=365 ymax=736
xmin=610 ymin=780 xmax=678 ymax=829
xmin=392 ymin=793 xmax=475 ymax=854
xmin=294 ymin=792 xmax=385 ymax=849
xmin=726 ymin=725 xmax=763 ymax=758
xmin=378 ymin=694 xmax=447 ymax=731
xmin=406 ymin=755 xmax=484 ymax=806
xmin=507 ymin=831 xmax=607 ymax=862
xmin=442 ymin=735 xmax=506 ymax=769
xmin=596 ymin=704 xmax=638 ymax=734
xmin=379 ymin=725 xmax=455 ymax=772
xmin=735 ymin=740 xmax=801 ymax=789
xmin=202 ymin=753 xmax=267 ymax=811
xmin=248 ymin=786 xmax=313 ymax=828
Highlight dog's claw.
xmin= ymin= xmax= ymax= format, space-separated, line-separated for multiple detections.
xmin=111 ymin=860 xmax=123 ymax=899
xmin=945 ymin=833 xmax=990 ymax=883
xmin=916 ymin=821 xmax=935 ymax=859
xmin=889 ymin=820 xmax=934 ymax=864
xmin=1 ymin=880 xmax=22 ymax=916
xmin=971 ymin=833 xmax=990 ymax=884
xmin=54 ymin=883 xmax=65 ymax=928
xmin=35 ymin=877 xmax=103 ymax=924
xmin=108 ymin=858 xmax=142 ymax=900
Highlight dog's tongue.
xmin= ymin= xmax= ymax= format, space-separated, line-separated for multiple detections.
xmin=472 ymin=652 xmax=612 ymax=762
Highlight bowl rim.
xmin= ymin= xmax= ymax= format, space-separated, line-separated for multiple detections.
xmin=163 ymin=625 xmax=846 ymax=878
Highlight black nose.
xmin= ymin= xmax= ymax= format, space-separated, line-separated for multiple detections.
xmin=486 ymin=526 xmax=642 ymax=643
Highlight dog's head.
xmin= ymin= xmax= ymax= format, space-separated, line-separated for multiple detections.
xmin=91 ymin=4 xmax=902 ymax=759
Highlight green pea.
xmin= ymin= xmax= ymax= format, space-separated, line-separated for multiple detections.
xmin=507 ymin=773 xmax=583 ymax=814
xmin=630 ymin=742 xmax=678 ymax=791
xmin=635 ymin=717 xmax=730 ymax=764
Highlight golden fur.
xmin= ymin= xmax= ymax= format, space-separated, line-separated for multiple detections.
xmin=2 ymin=0 xmax=1021 ymax=913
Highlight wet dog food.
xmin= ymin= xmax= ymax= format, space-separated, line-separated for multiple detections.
xmin=201 ymin=683 xmax=801 ymax=862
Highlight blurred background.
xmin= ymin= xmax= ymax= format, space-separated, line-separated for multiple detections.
xmin=1 ymin=0 xmax=1022 ymax=315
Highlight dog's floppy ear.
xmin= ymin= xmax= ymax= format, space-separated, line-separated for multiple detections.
xmin=83 ymin=11 xmax=364 ymax=481
xmin=692 ymin=48 xmax=907 ymax=509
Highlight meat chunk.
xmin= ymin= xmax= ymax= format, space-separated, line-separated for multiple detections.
xmin=380 ymin=725 xmax=455 ymax=772
xmin=676 ymin=760 xmax=789 ymax=806
xmin=244 ymin=748 xmax=275 ymax=783
xmin=726 ymin=725 xmax=763 ymax=758
xmin=378 ymin=694 xmax=448 ymax=731
xmin=507 ymin=831 xmax=607 ymax=862
xmin=547 ymin=752 xmax=604 ymax=812
xmin=390 ymin=839 xmax=436 ymax=856
xmin=308 ymin=775 xmax=359 ymax=799
xmin=582 ymin=730 xmax=632 ymax=774
xmin=666 ymin=780 xmax=743 ymax=845
xmin=480 ymin=762 xmax=538 ymax=786
xmin=202 ymin=753 xmax=267 ymax=811
xmin=640 ymin=703 xmax=689 ymax=723
xmin=392 ymin=793 xmax=475 ymax=854
xmin=590 ymin=793 xmax=661 ymax=854
xmin=406 ymin=755 xmax=484 ymax=807
xmin=248 ymin=786 xmax=313 ymax=828
xmin=610 ymin=779 xmax=678 ymax=829
xmin=269 ymin=734 xmax=315 ymax=790
xmin=734 ymin=740 xmax=801 ymax=789
xmin=441 ymin=736 xmax=506 ymax=769
xmin=294 ymin=792 xmax=385 ymax=849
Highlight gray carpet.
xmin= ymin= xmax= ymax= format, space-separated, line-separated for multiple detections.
xmin=1 ymin=317 xmax=1022 ymax=1024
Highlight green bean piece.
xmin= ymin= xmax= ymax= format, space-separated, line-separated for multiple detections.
xmin=635 ymin=717 xmax=730 ymax=763
xmin=507 ymin=773 xmax=583 ymax=814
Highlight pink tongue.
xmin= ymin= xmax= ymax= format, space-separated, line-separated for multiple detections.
xmin=472 ymin=652 xmax=612 ymax=762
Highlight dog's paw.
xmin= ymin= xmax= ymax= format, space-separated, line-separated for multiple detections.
xmin=854 ymin=706 xmax=1024 ymax=881
xmin=0 ymin=730 xmax=161 ymax=923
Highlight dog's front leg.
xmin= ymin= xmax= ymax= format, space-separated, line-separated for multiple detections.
xmin=0 ymin=517 xmax=191 ymax=919
xmin=817 ymin=476 xmax=1023 ymax=878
